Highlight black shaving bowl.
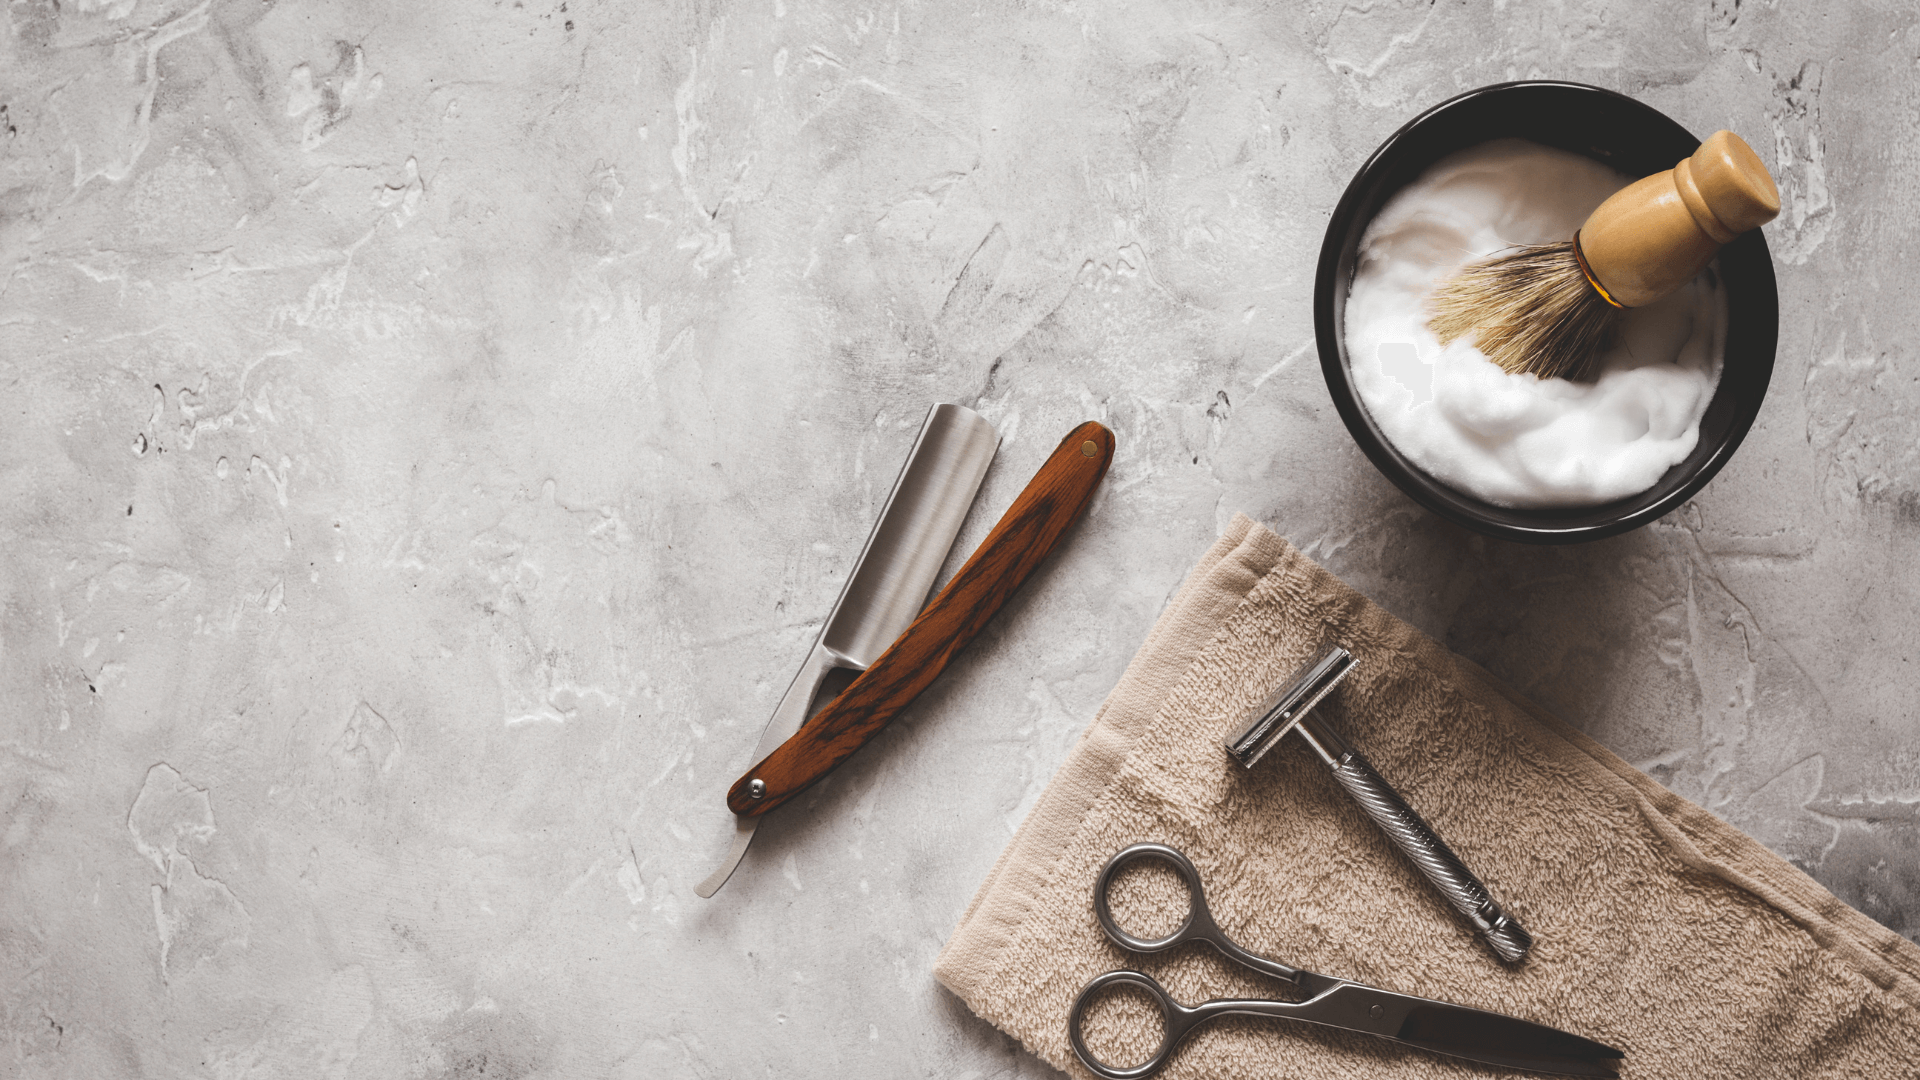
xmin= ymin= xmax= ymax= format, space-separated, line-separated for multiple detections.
xmin=1313 ymin=81 xmax=1778 ymax=544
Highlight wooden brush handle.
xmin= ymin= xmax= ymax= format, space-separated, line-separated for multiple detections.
xmin=1578 ymin=129 xmax=1781 ymax=308
xmin=725 ymin=422 xmax=1115 ymax=817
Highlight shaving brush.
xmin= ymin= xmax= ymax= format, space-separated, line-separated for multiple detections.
xmin=1427 ymin=129 xmax=1781 ymax=382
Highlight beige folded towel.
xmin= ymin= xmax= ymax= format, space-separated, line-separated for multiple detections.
xmin=936 ymin=514 xmax=1920 ymax=1078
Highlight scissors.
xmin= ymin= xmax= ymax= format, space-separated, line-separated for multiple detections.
xmin=1069 ymin=844 xmax=1624 ymax=1079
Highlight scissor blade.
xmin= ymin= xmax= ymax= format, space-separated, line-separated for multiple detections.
xmin=1390 ymin=998 xmax=1623 ymax=1077
xmin=1292 ymin=983 xmax=1621 ymax=1077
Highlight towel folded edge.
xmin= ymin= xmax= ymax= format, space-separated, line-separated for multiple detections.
xmin=1454 ymin=653 xmax=1920 ymax=1003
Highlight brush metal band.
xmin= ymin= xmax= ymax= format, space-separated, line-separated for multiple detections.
xmin=1570 ymin=232 xmax=1624 ymax=310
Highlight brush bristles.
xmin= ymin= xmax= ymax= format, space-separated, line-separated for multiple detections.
xmin=1426 ymin=241 xmax=1620 ymax=383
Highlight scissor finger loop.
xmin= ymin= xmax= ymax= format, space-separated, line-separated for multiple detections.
xmin=1067 ymin=969 xmax=1194 ymax=1080
xmin=1095 ymin=843 xmax=1307 ymax=987
xmin=1093 ymin=843 xmax=1218 ymax=953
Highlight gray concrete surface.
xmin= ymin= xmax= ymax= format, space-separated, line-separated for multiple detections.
xmin=2 ymin=0 xmax=1914 ymax=1075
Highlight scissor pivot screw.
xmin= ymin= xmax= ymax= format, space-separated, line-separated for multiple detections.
xmin=748 ymin=779 xmax=766 ymax=800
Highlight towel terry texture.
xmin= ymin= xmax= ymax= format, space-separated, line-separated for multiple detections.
xmin=935 ymin=514 xmax=1920 ymax=1078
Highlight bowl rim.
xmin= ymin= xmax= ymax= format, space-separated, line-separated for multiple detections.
xmin=1312 ymin=79 xmax=1779 ymax=544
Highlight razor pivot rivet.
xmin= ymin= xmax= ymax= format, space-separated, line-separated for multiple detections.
xmin=1081 ymin=440 xmax=1098 ymax=457
xmin=748 ymin=779 xmax=766 ymax=800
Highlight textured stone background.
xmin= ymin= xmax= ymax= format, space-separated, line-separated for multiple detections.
xmin=2 ymin=0 xmax=1914 ymax=1075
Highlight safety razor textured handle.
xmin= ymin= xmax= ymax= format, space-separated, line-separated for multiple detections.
xmin=1328 ymin=750 xmax=1534 ymax=964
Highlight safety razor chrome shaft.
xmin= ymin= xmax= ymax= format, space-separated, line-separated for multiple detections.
xmin=1226 ymin=644 xmax=1534 ymax=964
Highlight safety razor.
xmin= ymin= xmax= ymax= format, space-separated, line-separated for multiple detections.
xmin=1226 ymin=644 xmax=1534 ymax=964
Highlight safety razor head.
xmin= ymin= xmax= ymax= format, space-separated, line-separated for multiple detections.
xmin=1225 ymin=643 xmax=1355 ymax=768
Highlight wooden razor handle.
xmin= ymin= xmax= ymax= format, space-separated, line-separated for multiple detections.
xmin=1578 ymin=129 xmax=1781 ymax=308
xmin=726 ymin=421 xmax=1115 ymax=817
